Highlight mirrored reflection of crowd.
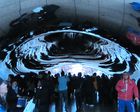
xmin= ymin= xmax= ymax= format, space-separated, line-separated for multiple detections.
xmin=0 ymin=71 xmax=140 ymax=112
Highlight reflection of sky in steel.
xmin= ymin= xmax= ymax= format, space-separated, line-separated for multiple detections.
xmin=0 ymin=29 xmax=140 ymax=81
xmin=32 ymin=7 xmax=43 ymax=13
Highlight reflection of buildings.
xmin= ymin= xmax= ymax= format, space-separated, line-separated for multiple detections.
xmin=50 ymin=64 xmax=96 ymax=76
xmin=0 ymin=30 xmax=140 ymax=80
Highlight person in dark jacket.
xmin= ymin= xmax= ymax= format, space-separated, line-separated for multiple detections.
xmin=137 ymin=78 xmax=140 ymax=100
xmin=74 ymin=72 xmax=84 ymax=112
xmin=6 ymin=80 xmax=18 ymax=112
xmin=35 ymin=71 xmax=53 ymax=112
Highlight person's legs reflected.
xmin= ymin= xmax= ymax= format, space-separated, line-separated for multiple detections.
xmin=63 ymin=91 xmax=69 ymax=112
xmin=59 ymin=92 xmax=63 ymax=112
xmin=75 ymin=91 xmax=83 ymax=112
xmin=126 ymin=100 xmax=135 ymax=112
xmin=118 ymin=99 xmax=125 ymax=112
xmin=55 ymin=92 xmax=60 ymax=112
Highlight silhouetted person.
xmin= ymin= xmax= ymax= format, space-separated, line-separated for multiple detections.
xmin=137 ymin=79 xmax=140 ymax=100
xmin=74 ymin=72 xmax=84 ymax=112
xmin=83 ymin=75 xmax=96 ymax=105
xmin=35 ymin=79 xmax=50 ymax=112
xmin=6 ymin=80 xmax=18 ymax=112
xmin=35 ymin=71 xmax=52 ymax=112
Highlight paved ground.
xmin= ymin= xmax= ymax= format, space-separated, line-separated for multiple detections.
xmin=50 ymin=100 xmax=117 ymax=112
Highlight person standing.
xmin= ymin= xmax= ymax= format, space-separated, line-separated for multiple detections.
xmin=115 ymin=72 xmax=139 ymax=112
xmin=6 ymin=79 xmax=18 ymax=112
xmin=58 ymin=70 xmax=69 ymax=112
xmin=137 ymin=78 xmax=140 ymax=111
xmin=137 ymin=79 xmax=140 ymax=100
xmin=0 ymin=78 xmax=8 ymax=112
xmin=74 ymin=72 xmax=84 ymax=112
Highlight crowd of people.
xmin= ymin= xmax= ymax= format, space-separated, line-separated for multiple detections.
xmin=0 ymin=71 xmax=140 ymax=112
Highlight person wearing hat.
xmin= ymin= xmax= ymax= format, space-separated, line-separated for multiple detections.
xmin=0 ymin=77 xmax=8 ymax=112
xmin=115 ymin=72 xmax=139 ymax=112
